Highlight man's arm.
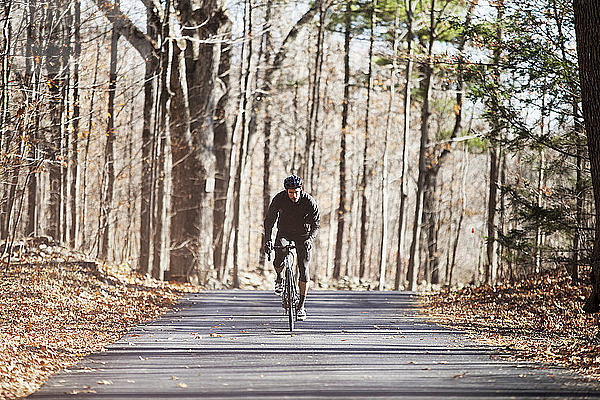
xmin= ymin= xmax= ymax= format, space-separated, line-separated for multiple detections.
xmin=307 ymin=196 xmax=320 ymax=242
xmin=264 ymin=194 xmax=280 ymax=242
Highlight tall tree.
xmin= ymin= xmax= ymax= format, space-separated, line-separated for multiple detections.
xmin=45 ymin=0 xmax=67 ymax=241
xmin=485 ymin=0 xmax=503 ymax=284
xmin=93 ymin=0 xmax=227 ymax=281
xmin=139 ymin=4 xmax=161 ymax=275
xmin=258 ymin=0 xmax=273 ymax=268
xmin=98 ymin=14 xmax=119 ymax=259
xmin=214 ymin=19 xmax=232 ymax=278
xmin=420 ymin=0 xmax=476 ymax=285
xmin=0 ymin=1 xmax=13 ymax=241
xmin=25 ymin=0 xmax=41 ymax=238
xmin=360 ymin=0 xmax=376 ymax=280
xmin=574 ymin=0 xmax=600 ymax=313
xmin=406 ymin=0 xmax=436 ymax=291
xmin=304 ymin=4 xmax=327 ymax=189
xmin=232 ymin=0 xmax=255 ymax=288
xmin=395 ymin=0 xmax=413 ymax=290
xmin=70 ymin=0 xmax=81 ymax=248
xmin=334 ymin=0 xmax=352 ymax=279
xmin=379 ymin=1 xmax=396 ymax=290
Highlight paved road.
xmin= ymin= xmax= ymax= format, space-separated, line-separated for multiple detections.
xmin=32 ymin=290 xmax=600 ymax=399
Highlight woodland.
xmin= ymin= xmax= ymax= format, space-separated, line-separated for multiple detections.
xmin=1 ymin=0 xmax=600 ymax=302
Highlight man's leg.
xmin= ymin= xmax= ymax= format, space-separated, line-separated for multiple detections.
xmin=296 ymin=239 xmax=311 ymax=319
xmin=272 ymin=236 xmax=287 ymax=294
xmin=298 ymin=280 xmax=309 ymax=307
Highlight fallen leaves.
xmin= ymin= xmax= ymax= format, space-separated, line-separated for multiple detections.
xmin=421 ymin=268 xmax=600 ymax=379
xmin=0 ymin=240 xmax=193 ymax=399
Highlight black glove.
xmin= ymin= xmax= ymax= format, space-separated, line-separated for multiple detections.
xmin=304 ymin=239 xmax=312 ymax=252
xmin=264 ymin=240 xmax=273 ymax=256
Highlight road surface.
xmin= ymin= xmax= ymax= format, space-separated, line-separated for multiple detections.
xmin=32 ymin=290 xmax=600 ymax=399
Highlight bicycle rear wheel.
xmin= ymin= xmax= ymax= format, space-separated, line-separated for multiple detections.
xmin=285 ymin=267 xmax=295 ymax=331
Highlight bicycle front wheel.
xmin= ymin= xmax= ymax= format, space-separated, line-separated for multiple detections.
xmin=285 ymin=267 xmax=295 ymax=332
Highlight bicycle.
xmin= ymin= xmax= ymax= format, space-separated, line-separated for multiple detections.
xmin=268 ymin=242 xmax=299 ymax=332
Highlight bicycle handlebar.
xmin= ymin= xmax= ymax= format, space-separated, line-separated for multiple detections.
xmin=267 ymin=243 xmax=295 ymax=261
xmin=273 ymin=243 xmax=296 ymax=250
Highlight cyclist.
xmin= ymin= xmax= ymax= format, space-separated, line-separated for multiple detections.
xmin=264 ymin=175 xmax=320 ymax=321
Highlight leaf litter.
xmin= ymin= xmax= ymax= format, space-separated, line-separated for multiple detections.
xmin=420 ymin=267 xmax=600 ymax=379
xmin=0 ymin=238 xmax=195 ymax=399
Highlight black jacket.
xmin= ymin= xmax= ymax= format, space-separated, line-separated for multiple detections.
xmin=264 ymin=190 xmax=320 ymax=242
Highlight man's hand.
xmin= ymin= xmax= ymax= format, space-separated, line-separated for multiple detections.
xmin=304 ymin=239 xmax=312 ymax=252
xmin=264 ymin=240 xmax=273 ymax=257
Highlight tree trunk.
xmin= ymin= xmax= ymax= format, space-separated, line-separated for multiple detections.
xmin=139 ymin=8 xmax=159 ymax=275
xmin=149 ymin=8 xmax=168 ymax=279
xmin=573 ymin=0 xmax=600 ymax=313
xmin=360 ymin=0 xmax=376 ymax=280
xmin=498 ymin=147 xmax=507 ymax=280
xmin=304 ymin=5 xmax=326 ymax=189
xmin=554 ymin=0 xmax=582 ymax=282
xmin=380 ymin=2 xmax=399 ymax=290
xmin=168 ymin=41 xmax=195 ymax=281
xmin=45 ymin=2 xmax=65 ymax=242
xmin=25 ymin=0 xmax=40 ymax=238
xmin=152 ymin=130 xmax=166 ymax=279
xmin=82 ymin=41 xmax=101 ymax=251
xmin=395 ymin=0 xmax=413 ymax=290
xmin=60 ymin=16 xmax=70 ymax=245
xmin=1 ymin=1 xmax=14 ymax=241
xmin=124 ymin=96 xmax=134 ymax=261
xmin=423 ymin=171 xmax=440 ymax=285
xmin=449 ymin=144 xmax=468 ymax=286
xmin=407 ymin=0 xmax=435 ymax=291
xmin=214 ymin=19 xmax=232 ymax=278
xmin=444 ymin=172 xmax=455 ymax=285
xmin=573 ymin=136 xmax=584 ymax=282
xmin=486 ymin=146 xmax=499 ymax=284
xmin=379 ymin=65 xmax=393 ymax=291
xmin=485 ymin=1 xmax=503 ymax=284
xmin=70 ymin=0 xmax=81 ymax=248
xmin=167 ymin=0 xmax=224 ymax=283
xmin=334 ymin=0 xmax=351 ymax=280
xmin=535 ymin=148 xmax=545 ymax=273
xmin=99 ymin=22 xmax=118 ymax=259
xmin=232 ymin=0 xmax=254 ymax=288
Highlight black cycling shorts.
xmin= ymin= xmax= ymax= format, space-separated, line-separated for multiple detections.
xmin=273 ymin=235 xmax=311 ymax=282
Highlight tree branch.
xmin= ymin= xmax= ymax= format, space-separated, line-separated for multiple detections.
xmin=92 ymin=0 xmax=158 ymax=62
xmin=262 ymin=0 xmax=323 ymax=91
xmin=139 ymin=0 xmax=165 ymax=22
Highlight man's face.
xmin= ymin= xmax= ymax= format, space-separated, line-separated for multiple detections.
xmin=287 ymin=188 xmax=302 ymax=203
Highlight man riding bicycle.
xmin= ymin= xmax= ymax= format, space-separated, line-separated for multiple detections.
xmin=264 ymin=175 xmax=320 ymax=321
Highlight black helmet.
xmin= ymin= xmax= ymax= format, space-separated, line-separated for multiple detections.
xmin=283 ymin=175 xmax=303 ymax=189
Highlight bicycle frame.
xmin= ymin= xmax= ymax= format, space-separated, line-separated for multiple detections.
xmin=273 ymin=242 xmax=299 ymax=332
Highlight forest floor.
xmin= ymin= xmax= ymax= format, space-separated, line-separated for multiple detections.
xmin=420 ymin=268 xmax=600 ymax=380
xmin=0 ymin=238 xmax=196 ymax=399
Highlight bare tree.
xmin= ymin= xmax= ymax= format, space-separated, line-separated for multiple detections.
xmin=360 ymin=0 xmax=376 ymax=280
xmin=232 ymin=0 xmax=255 ymax=288
xmin=98 ymin=14 xmax=118 ymax=259
xmin=334 ymin=0 xmax=352 ymax=280
xmin=395 ymin=0 xmax=414 ymax=290
xmin=407 ymin=0 xmax=436 ymax=291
